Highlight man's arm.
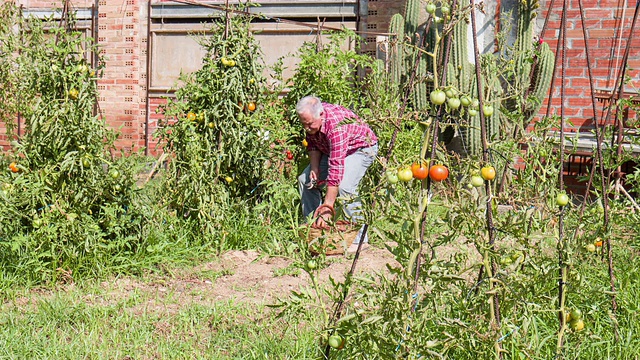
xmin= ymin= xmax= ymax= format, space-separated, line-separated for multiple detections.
xmin=308 ymin=150 xmax=321 ymax=181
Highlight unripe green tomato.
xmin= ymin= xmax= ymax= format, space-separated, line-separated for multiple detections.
xmin=426 ymin=3 xmax=437 ymax=14
xmin=440 ymin=5 xmax=450 ymax=14
xmin=386 ymin=171 xmax=399 ymax=184
xmin=585 ymin=243 xmax=596 ymax=252
xmin=447 ymin=97 xmax=461 ymax=110
xmin=430 ymin=89 xmax=446 ymax=105
xmin=556 ymin=193 xmax=569 ymax=206
xmin=460 ymin=95 xmax=472 ymax=107
xmin=307 ymin=260 xmax=317 ymax=270
xmin=470 ymin=175 xmax=484 ymax=187
xmin=397 ymin=167 xmax=414 ymax=182
xmin=328 ymin=335 xmax=345 ymax=349
xmin=444 ymin=87 xmax=457 ymax=98
xmin=570 ymin=308 xmax=583 ymax=321
xmin=468 ymin=108 xmax=478 ymax=116
xmin=471 ymin=99 xmax=480 ymax=109
xmin=483 ymin=104 xmax=494 ymax=117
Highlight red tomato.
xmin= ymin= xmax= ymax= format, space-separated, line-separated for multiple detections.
xmin=429 ymin=165 xmax=449 ymax=182
xmin=411 ymin=163 xmax=428 ymax=180
xmin=285 ymin=150 xmax=293 ymax=160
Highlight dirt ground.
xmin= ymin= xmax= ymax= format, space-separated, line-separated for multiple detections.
xmin=137 ymin=246 xmax=401 ymax=307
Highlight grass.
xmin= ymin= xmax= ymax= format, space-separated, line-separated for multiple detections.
xmin=0 ymin=278 xmax=321 ymax=359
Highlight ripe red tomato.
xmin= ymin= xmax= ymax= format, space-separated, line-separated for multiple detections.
xmin=429 ymin=165 xmax=449 ymax=182
xmin=285 ymin=150 xmax=294 ymax=160
xmin=9 ymin=162 xmax=19 ymax=173
xmin=411 ymin=163 xmax=428 ymax=180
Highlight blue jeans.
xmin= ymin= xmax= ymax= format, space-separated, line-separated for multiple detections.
xmin=298 ymin=144 xmax=378 ymax=224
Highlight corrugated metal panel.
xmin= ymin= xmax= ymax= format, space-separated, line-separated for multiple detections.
xmin=22 ymin=8 xmax=94 ymax=20
xmin=150 ymin=1 xmax=358 ymax=19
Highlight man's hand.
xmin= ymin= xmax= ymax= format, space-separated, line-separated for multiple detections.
xmin=313 ymin=205 xmax=333 ymax=228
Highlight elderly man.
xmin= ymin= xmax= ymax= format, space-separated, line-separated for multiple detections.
xmin=296 ymin=96 xmax=378 ymax=248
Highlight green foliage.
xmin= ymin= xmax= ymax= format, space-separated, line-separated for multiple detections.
xmin=283 ymin=29 xmax=375 ymax=115
xmin=0 ymin=5 xmax=147 ymax=285
xmin=155 ymin=8 xmax=299 ymax=232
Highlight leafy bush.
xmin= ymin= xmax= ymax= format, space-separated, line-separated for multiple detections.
xmin=0 ymin=7 xmax=147 ymax=285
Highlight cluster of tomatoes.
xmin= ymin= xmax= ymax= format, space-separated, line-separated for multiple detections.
xmin=8 ymin=162 xmax=19 ymax=173
xmin=385 ymin=163 xmax=449 ymax=184
xmin=566 ymin=308 xmax=585 ymax=332
xmin=467 ymin=165 xmax=496 ymax=188
xmin=430 ymin=86 xmax=494 ymax=117
xmin=584 ymin=237 xmax=604 ymax=253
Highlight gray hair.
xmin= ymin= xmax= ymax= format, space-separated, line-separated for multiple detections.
xmin=296 ymin=96 xmax=323 ymax=118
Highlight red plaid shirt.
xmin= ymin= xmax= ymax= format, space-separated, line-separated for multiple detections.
xmin=305 ymin=103 xmax=377 ymax=187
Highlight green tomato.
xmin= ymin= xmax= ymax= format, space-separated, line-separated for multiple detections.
xmin=444 ymin=87 xmax=457 ymax=98
xmin=585 ymin=243 xmax=596 ymax=252
xmin=440 ymin=5 xmax=450 ymax=14
xmin=109 ymin=169 xmax=120 ymax=179
xmin=556 ymin=193 xmax=569 ymax=207
xmin=386 ymin=170 xmax=399 ymax=184
xmin=460 ymin=95 xmax=472 ymax=107
xmin=446 ymin=97 xmax=461 ymax=110
xmin=426 ymin=3 xmax=437 ymax=14
xmin=468 ymin=108 xmax=478 ymax=116
xmin=307 ymin=260 xmax=317 ymax=270
xmin=328 ymin=335 xmax=344 ymax=349
xmin=471 ymin=99 xmax=480 ymax=109
xmin=397 ymin=167 xmax=414 ymax=182
xmin=483 ymin=104 xmax=494 ymax=117
xmin=430 ymin=89 xmax=446 ymax=105
xmin=570 ymin=308 xmax=583 ymax=321
xmin=470 ymin=175 xmax=484 ymax=187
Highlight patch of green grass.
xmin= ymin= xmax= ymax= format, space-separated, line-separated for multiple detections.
xmin=0 ymin=280 xmax=322 ymax=359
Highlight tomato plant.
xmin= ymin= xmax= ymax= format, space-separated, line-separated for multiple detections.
xmin=429 ymin=165 xmax=449 ymax=182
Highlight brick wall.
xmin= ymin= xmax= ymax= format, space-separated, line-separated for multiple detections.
xmin=96 ymin=0 xmax=148 ymax=154
xmin=537 ymin=0 xmax=640 ymax=130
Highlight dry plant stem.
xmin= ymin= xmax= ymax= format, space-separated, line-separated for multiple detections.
xmin=470 ymin=2 xmax=502 ymax=356
xmin=556 ymin=1 xmax=568 ymax=354
xmin=572 ymin=0 xmax=613 ymax=247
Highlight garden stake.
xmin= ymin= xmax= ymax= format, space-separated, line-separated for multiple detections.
xmin=572 ymin=0 xmax=615 ymax=252
xmin=470 ymin=1 xmax=502 ymax=357
xmin=555 ymin=2 xmax=569 ymax=355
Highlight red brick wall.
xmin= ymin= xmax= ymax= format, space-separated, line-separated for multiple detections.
xmin=537 ymin=0 xmax=640 ymax=130
xmin=96 ymin=0 xmax=148 ymax=154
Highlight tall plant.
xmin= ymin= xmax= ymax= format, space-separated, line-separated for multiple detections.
xmin=0 ymin=5 xmax=146 ymax=285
